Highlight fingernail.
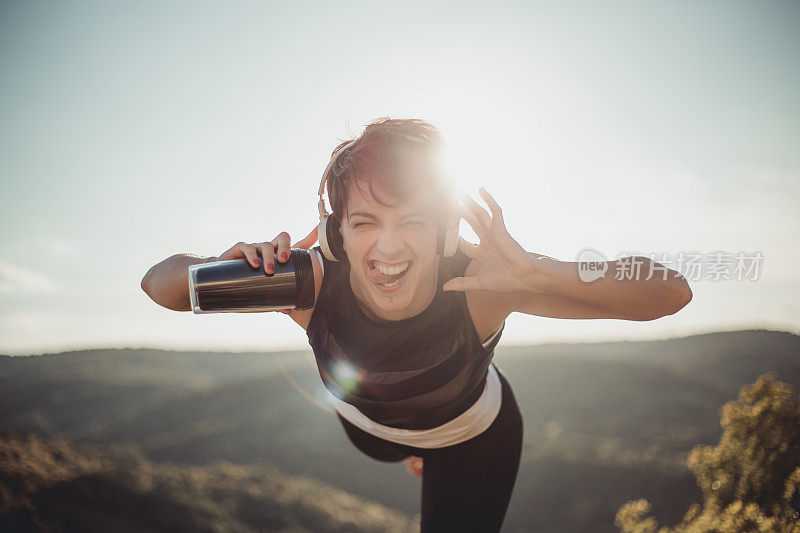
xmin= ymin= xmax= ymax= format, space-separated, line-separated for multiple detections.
xmin=280 ymin=252 xmax=288 ymax=261
xmin=253 ymin=259 xmax=260 ymax=267
xmin=267 ymin=263 xmax=274 ymax=273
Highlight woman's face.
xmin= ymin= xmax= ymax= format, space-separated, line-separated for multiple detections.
xmin=340 ymin=179 xmax=441 ymax=321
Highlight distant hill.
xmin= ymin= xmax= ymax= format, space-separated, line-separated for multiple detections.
xmin=0 ymin=430 xmax=416 ymax=533
xmin=1 ymin=329 xmax=798 ymax=532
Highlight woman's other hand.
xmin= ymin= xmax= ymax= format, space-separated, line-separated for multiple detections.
xmin=443 ymin=188 xmax=546 ymax=294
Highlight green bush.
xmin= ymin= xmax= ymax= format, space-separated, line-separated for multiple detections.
xmin=615 ymin=373 xmax=800 ymax=532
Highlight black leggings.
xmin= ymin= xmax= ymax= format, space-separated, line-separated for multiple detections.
xmin=337 ymin=364 xmax=523 ymax=533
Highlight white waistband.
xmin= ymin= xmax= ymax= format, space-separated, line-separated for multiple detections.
xmin=327 ymin=363 xmax=502 ymax=449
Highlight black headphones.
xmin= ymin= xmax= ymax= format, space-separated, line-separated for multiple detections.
xmin=317 ymin=139 xmax=460 ymax=262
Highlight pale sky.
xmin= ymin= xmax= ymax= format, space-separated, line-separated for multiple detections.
xmin=1 ymin=0 xmax=798 ymax=355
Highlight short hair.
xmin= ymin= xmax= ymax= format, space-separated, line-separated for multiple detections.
xmin=326 ymin=117 xmax=454 ymax=224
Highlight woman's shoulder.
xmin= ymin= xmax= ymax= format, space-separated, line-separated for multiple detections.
xmin=442 ymin=250 xmax=512 ymax=344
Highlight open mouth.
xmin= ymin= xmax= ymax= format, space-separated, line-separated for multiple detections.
xmin=367 ymin=259 xmax=412 ymax=289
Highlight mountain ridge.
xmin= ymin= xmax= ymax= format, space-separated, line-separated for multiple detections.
xmin=1 ymin=329 xmax=797 ymax=532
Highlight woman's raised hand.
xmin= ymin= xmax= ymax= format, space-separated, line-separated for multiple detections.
xmin=443 ymin=188 xmax=544 ymax=294
xmin=217 ymin=225 xmax=319 ymax=274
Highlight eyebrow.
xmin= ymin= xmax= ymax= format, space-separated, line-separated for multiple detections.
xmin=348 ymin=211 xmax=377 ymax=221
xmin=348 ymin=211 xmax=426 ymax=221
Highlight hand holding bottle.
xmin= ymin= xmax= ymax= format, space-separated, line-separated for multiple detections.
xmin=218 ymin=226 xmax=319 ymax=274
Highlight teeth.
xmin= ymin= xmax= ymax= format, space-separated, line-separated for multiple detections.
xmin=373 ymin=260 xmax=410 ymax=275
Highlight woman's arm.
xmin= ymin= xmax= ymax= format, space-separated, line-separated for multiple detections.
xmin=506 ymin=255 xmax=691 ymax=321
xmin=141 ymin=253 xmax=218 ymax=311
xmin=444 ymin=189 xmax=692 ymax=321
xmin=141 ymin=227 xmax=319 ymax=313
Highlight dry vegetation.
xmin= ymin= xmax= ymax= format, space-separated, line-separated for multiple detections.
xmin=0 ymin=431 xmax=416 ymax=532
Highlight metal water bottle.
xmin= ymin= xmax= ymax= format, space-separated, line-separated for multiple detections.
xmin=188 ymin=249 xmax=315 ymax=313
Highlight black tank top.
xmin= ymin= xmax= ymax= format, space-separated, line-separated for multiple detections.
xmin=306 ymin=245 xmax=504 ymax=430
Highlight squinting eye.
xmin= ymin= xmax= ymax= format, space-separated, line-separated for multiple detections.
xmin=353 ymin=222 xmax=372 ymax=228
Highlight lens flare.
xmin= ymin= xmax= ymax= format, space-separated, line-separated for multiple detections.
xmin=275 ymin=353 xmax=335 ymax=414
xmin=274 ymin=353 xmax=364 ymax=414
xmin=331 ymin=360 xmax=361 ymax=395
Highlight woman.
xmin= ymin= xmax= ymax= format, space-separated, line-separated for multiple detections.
xmin=141 ymin=117 xmax=692 ymax=532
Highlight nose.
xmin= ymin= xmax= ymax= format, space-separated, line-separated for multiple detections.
xmin=375 ymin=226 xmax=404 ymax=256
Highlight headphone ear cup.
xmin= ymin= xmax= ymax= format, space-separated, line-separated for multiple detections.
xmin=325 ymin=215 xmax=347 ymax=262
xmin=442 ymin=216 xmax=459 ymax=257
xmin=437 ymin=214 xmax=460 ymax=257
xmin=318 ymin=216 xmax=339 ymax=262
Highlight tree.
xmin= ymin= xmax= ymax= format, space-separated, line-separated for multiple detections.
xmin=615 ymin=373 xmax=800 ymax=532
